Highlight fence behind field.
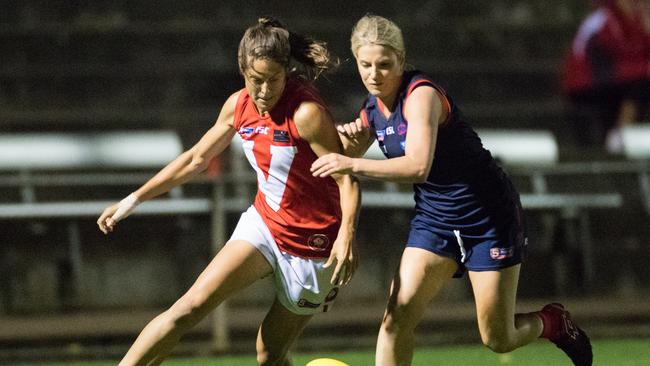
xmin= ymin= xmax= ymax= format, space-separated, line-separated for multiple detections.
xmin=2 ymin=129 xmax=648 ymax=353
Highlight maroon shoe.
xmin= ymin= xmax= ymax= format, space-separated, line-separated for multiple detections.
xmin=538 ymin=303 xmax=593 ymax=366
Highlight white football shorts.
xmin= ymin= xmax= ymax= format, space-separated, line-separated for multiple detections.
xmin=229 ymin=206 xmax=340 ymax=315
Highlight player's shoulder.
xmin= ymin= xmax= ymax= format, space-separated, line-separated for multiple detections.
xmin=293 ymin=99 xmax=330 ymax=137
xmin=403 ymin=71 xmax=438 ymax=99
xmin=294 ymin=99 xmax=325 ymax=121
xmin=294 ymin=98 xmax=339 ymax=149
xmin=219 ymin=90 xmax=247 ymax=128
xmin=223 ymin=90 xmax=244 ymax=112
xmin=404 ymin=71 xmax=437 ymax=89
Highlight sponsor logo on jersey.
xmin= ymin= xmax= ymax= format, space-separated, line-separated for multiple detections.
xmin=255 ymin=126 xmax=269 ymax=135
xmin=297 ymin=298 xmax=321 ymax=308
xmin=308 ymin=234 xmax=329 ymax=252
xmin=239 ymin=126 xmax=269 ymax=137
xmin=490 ymin=247 xmax=514 ymax=260
xmin=397 ymin=122 xmax=407 ymax=135
xmin=400 ymin=141 xmax=406 ymax=151
xmin=239 ymin=127 xmax=254 ymax=136
xmin=386 ymin=126 xmax=395 ymax=135
xmin=273 ymin=129 xmax=290 ymax=142
xmin=376 ymin=129 xmax=385 ymax=142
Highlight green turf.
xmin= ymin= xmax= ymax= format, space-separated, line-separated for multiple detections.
xmin=20 ymin=338 xmax=650 ymax=366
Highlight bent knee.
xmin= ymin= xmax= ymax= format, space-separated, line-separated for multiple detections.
xmin=481 ymin=332 xmax=516 ymax=353
xmin=256 ymin=347 xmax=287 ymax=366
xmin=382 ymin=302 xmax=420 ymax=334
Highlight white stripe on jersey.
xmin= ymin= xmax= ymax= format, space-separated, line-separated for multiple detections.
xmin=242 ymin=140 xmax=297 ymax=211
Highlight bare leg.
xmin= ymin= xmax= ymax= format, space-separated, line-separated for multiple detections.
xmin=468 ymin=264 xmax=542 ymax=353
xmin=256 ymin=299 xmax=313 ymax=366
xmin=376 ymin=248 xmax=457 ymax=366
xmin=119 ymin=240 xmax=273 ymax=366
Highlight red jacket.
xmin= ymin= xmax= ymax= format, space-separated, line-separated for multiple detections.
xmin=562 ymin=1 xmax=650 ymax=93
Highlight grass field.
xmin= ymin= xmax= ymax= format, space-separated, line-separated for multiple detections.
xmin=19 ymin=338 xmax=649 ymax=366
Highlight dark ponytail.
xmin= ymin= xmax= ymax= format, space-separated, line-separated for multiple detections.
xmin=257 ymin=16 xmax=285 ymax=29
xmin=238 ymin=16 xmax=337 ymax=80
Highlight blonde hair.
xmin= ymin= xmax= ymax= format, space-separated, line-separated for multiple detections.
xmin=350 ymin=15 xmax=405 ymax=63
xmin=238 ymin=16 xmax=335 ymax=80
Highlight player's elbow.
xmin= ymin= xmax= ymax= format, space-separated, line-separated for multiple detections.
xmin=189 ymin=157 xmax=209 ymax=173
xmin=331 ymin=172 xmax=359 ymax=186
xmin=412 ymin=171 xmax=428 ymax=183
xmin=410 ymin=164 xmax=430 ymax=183
xmin=404 ymin=155 xmax=430 ymax=183
xmin=188 ymin=150 xmax=210 ymax=173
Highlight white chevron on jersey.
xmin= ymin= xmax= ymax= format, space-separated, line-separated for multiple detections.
xmin=241 ymin=139 xmax=297 ymax=211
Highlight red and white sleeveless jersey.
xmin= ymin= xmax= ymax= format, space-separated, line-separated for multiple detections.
xmin=232 ymin=79 xmax=342 ymax=258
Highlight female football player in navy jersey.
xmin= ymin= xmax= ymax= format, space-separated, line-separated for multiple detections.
xmin=311 ymin=15 xmax=592 ymax=366
xmin=98 ymin=17 xmax=360 ymax=366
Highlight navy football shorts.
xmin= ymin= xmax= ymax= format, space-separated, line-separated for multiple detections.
xmin=405 ymin=207 xmax=527 ymax=278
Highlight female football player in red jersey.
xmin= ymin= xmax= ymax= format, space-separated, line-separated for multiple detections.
xmin=311 ymin=15 xmax=592 ymax=366
xmin=97 ymin=17 xmax=360 ymax=366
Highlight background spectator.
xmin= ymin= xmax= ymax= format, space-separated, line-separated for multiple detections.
xmin=562 ymin=0 xmax=650 ymax=154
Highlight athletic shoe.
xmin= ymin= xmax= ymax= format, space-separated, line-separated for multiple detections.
xmin=538 ymin=303 xmax=593 ymax=366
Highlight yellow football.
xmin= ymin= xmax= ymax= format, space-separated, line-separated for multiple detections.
xmin=305 ymin=358 xmax=350 ymax=366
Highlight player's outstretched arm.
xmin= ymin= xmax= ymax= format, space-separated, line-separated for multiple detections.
xmin=97 ymin=92 xmax=240 ymax=234
xmin=311 ymin=86 xmax=445 ymax=183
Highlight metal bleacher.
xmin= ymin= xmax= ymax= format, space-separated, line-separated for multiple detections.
xmin=0 ymin=128 xmax=598 ymax=346
xmin=0 ymin=131 xmax=211 ymax=219
xmin=0 ymin=131 xmax=217 ymax=321
xmin=0 ymin=125 xmax=647 ymax=356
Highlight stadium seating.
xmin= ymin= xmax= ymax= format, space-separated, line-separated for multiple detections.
xmin=476 ymin=128 xmax=558 ymax=165
xmin=621 ymin=123 xmax=650 ymax=215
xmin=622 ymin=123 xmax=650 ymax=160
xmin=0 ymin=131 xmax=182 ymax=170
xmin=0 ymin=131 xmax=214 ymax=312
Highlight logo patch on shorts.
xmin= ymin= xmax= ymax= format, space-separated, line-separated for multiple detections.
xmin=490 ymin=247 xmax=514 ymax=260
xmin=297 ymin=298 xmax=321 ymax=308
xmin=308 ymin=234 xmax=329 ymax=252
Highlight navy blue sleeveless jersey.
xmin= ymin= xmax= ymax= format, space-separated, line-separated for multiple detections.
xmin=361 ymin=71 xmax=527 ymax=276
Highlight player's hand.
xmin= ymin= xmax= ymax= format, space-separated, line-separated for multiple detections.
xmin=336 ymin=118 xmax=367 ymax=139
xmin=311 ymin=153 xmax=354 ymax=178
xmin=97 ymin=193 xmax=140 ymax=234
xmin=97 ymin=203 xmax=119 ymax=234
xmin=324 ymin=237 xmax=357 ymax=286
